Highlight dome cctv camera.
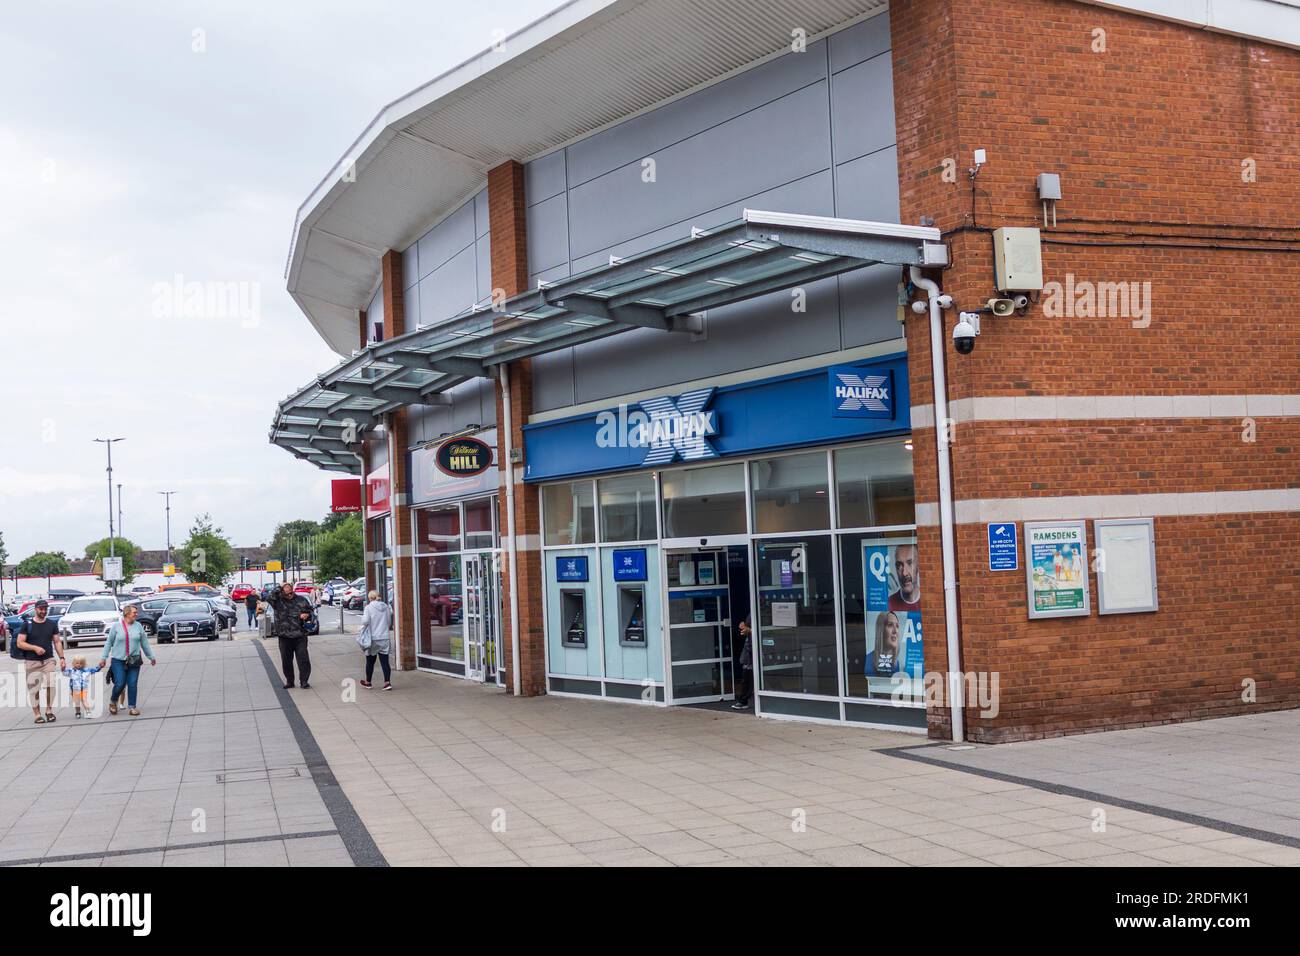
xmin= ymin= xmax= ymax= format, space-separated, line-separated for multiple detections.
xmin=953 ymin=312 xmax=980 ymax=355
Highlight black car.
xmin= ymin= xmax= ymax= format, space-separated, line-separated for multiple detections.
xmin=154 ymin=599 xmax=221 ymax=643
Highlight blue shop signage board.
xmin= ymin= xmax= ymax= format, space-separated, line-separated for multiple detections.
xmin=988 ymin=523 xmax=1019 ymax=572
xmin=611 ymin=548 xmax=647 ymax=581
xmin=555 ymin=556 xmax=589 ymax=582
xmin=523 ymin=354 xmax=910 ymax=482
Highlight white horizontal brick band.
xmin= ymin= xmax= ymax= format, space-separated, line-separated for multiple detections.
xmin=916 ymin=488 xmax=1300 ymax=526
xmin=911 ymin=394 xmax=1300 ymax=426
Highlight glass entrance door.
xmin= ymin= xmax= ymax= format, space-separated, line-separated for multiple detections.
xmin=665 ymin=547 xmax=733 ymax=703
xmin=462 ymin=552 xmax=499 ymax=683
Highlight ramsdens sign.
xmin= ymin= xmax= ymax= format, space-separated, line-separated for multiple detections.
xmin=829 ymin=365 xmax=894 ymax=419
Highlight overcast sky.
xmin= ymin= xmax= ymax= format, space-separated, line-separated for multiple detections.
xmin=0 ymin=0 xmax=555 ymax=562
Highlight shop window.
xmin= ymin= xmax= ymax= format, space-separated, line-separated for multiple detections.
xmin=463 ymin=497 xmax=495 ymax=550
xmin=753 ymin=536 xmax=837 ymax=697
xmin=660 ymin=463 xmax=746 ymax=538
xmin=834 ymin=440 xmax=916 ymax=529
xmin=367 ymin=517 xmax=390 ymax=558
xmin=598 ymin=473 xmax=656 ymax=542
xmin=839 ymin=534 xmax=923 ymax=702
xmin=543 ymin=481 xmax=595 ymax=546
xmin=750 ymin=451 xmax=830 ymax=534
xmin=417 ymin=554 xmax=463 ymax=660
xmin=415 ymin=505 xmax=460 ymax=554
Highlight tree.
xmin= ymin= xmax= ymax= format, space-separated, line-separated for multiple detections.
xmin=175 ymin=514 xmax=235 ymax=586
xmin=269 ymin=519 xmax=321 ymax=561
xmin=320 ymin=511 xmax=352 ymax=533
xmin=84 ymin=536 xmax=140 ymax=585
xmin=316 ymin=514 xmax=363 ymax=581
xmin=0 ymin=531 xmax=8 ymax=572
xmin=17 ymin=551 xmax=70 ymax=577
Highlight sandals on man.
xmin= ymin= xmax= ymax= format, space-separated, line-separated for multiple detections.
xmin=34 ymin=715 xmax=46 ymax=724
xmin=108 ymin=701 xmax=118 ymax=715
xmin=45 ymin=712 xmax=56 ymax=722
xmin=128 ymin=708 xmax=140 ymax=717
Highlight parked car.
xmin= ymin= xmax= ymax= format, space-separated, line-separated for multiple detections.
xmin=157 ymin=583 xmax=223 ymax=597
xmin=230 ymin=583 xmax=257 ymax=602
xmin=49 ymin=588 xmax=86 ymax=601
xmin=155 ymin=599 xmax=221 ymax=643
xmin=126 ymin=592 xmax=232 ymax=637
xmin=57 ymin=595 xmax=122 ymax=648
xmin=341 ymin=577 xmax=367 ymax=610
xmin=2 ymin=602 xmax=70 ymax=650
xmin=293 ymin=582 xmax=320 ymax=606
xmin=428 ymin=578 xmax=462 ymax=626
xmin=128 ymin=585 xmax=153 ymax=596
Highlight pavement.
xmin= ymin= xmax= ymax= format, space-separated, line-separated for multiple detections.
xmin=2 ymin=619 xmax=1298 ymax=867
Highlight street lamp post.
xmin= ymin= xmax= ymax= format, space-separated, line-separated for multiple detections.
xmin=117 ymin=483 xmax=123 ymax=543
xmin=94 ymin=437 xmax=124 ymax=597
xmin=158 ymin=491 xmax=176 ymax=572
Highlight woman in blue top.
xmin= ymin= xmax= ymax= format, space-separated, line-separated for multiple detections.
xmin=97 ymin=604 xmax=156 ymax=716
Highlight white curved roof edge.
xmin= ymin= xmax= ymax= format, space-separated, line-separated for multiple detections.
xmin=1080 ymin=0 xmax=1300 ymax=50
xmin=286 ymin=0 xmax=1297 ymax=357
xmin=285 ymin=0 xmax=618 ymax=282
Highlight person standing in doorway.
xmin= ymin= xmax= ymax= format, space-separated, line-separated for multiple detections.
xmin=98 ymin=604 xmax=156 ymax=717
xmin=731 ymin=616 xmax=754 ymax=711
xmin=357 ymin=590 xmax=393 ymax=690
xmin=244 ymin=588 xmax=259 ymax=629
xmin=268 ymin=581 xmax=313 ymax=689
xmin=16 ymin=600 xmax=65 ymax=724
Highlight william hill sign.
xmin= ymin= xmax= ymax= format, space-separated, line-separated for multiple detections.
xmin=435 ymin=436 xmax=492 ymax=477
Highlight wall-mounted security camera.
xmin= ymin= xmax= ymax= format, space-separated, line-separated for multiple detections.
xmin=1011 ymin=294 xmax=1030 ymax=311
xmin=987 ymin=298 xmax=1016 ymax=317
xmin=953 ymin=312 xmax=981 ymax=355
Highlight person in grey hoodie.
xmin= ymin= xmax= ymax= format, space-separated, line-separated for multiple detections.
xmin=358 ymin=590 xmax=393 ymax=690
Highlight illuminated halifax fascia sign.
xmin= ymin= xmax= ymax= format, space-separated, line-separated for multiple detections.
xmin=829 ymin=366 xmax=894 ymax=419
xmin=522 ymin=354 xmax=910 ymax=482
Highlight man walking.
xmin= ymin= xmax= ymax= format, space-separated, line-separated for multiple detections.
xmin=267 ymin=581 xmax=313 ymax=689
xmin=16 ymin=600 xmax=66 ymax=724
xmin=244 ymin=588 xmax=259 ymax=629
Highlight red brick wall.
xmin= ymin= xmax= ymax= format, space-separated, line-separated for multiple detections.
xmin=380 ymin=249 xmax=417 ymax=670
xmin=489 ymin=160 xmax=547 ymax=696
xmin=891 ymin=0 xmax=1300 ymax=741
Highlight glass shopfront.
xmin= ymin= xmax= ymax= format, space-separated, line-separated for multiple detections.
xmin=538 ymin=436 xmax=921 ymax=728
xmin=413 ymin=496 xmax=502 ymax=682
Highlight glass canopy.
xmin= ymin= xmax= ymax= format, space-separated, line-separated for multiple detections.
xmin=270 ymin=210 xmax=945 ymax=472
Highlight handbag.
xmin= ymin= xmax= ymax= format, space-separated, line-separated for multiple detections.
xmin=356 ymin=615 xmax=373 ymax=651
xmin=122 ymin=618 xmax=144 ymax=668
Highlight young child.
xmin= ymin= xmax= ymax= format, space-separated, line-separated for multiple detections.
xmin=63 ymin=656 xmax=103 ymax=718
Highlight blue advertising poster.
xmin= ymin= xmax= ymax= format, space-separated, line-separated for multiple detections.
xmin=987 ymin=523 xmax=1019 ymax=571
xmin=862 ymin=538 xmax=924 ymax=680
xmin=555 ymin=555 xmax=589 ymax=582
xmin=611 ymin=549 xmax=647 ymax=581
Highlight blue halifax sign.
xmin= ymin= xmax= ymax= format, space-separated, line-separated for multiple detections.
xmin=829 ymin=365 xmax=894 ymax=419
xmin=523 ymin=354 xmax=910 ymax=482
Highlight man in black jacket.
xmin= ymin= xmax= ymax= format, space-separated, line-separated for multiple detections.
xmin=267 ymin=582 xmax=313 ymax=689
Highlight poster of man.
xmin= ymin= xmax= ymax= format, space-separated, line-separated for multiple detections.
xmin=863 ymin=538 xmax=923 ymax=679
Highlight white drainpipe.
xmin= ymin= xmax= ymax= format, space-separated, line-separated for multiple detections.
xmin=498 ymin=365 xmax=523 ymax=697
xmin=909 ymin=266 xmax=965 ymax=743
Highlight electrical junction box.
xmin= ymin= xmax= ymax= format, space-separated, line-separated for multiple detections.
xmin=992 ymin=227 xmax=1043 ymax=291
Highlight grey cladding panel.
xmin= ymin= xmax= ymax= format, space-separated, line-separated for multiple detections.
xmin=526 ymin=192 xmax=569 ymax=276
xmin=569 ymin=278 xmax=841 ymax=405
xmin=530 ymin=349 xmax=576 ymax=412
xmin=474 ymin=188 xmax=490 ymax=238
xmin=417 ymin=246 xmax=479 ymax=327
xmin=565 ymin=39 xmax=829 ymax=188
xmin=415 ymin=200 xmax=476 ymax=280
xmin=525 ymin=150 xmax=567 ymax=205
xmin=402 ymin=243 xmax=418 ymax=290
xmin=828 ymin=13 xmax=891 ymax=73
xmin=834 ymin=146 xmax=901 ymax=223
xmin=830 ymin=53 xmax=895 ymax=165
xmin=475 ymin=233 xmax=493 ymax=304
xmin=839 ymin=263 xmax=902 ymax=349
xmin=568 ymin=169 xmax=835 ymax=275
xmin=567 ymin=82 xmax=832 ymax=259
